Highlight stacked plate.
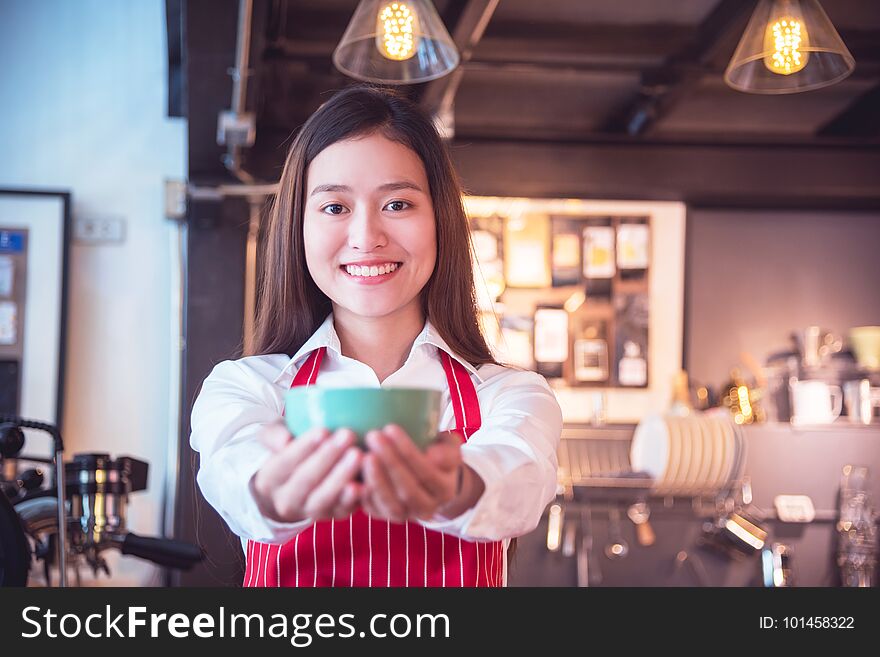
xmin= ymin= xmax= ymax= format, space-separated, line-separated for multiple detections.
xmin=629 ymin=413 xmax=745 ymax=496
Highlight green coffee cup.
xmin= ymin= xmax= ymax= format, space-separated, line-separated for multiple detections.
xmin=284 ymin=387 xmax=443 ymax=450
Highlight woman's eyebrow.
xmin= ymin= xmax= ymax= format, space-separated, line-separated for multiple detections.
xmin=309 ymin=181 xmax=424 ymax=196
xmin=310 ymin=183 xmax=351 ymax=196
xmin=377 ymin=181 xmax=424 ymax=193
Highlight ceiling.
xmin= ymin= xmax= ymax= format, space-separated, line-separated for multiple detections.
xmin=224 ymin=0 xmax=880 ymax=179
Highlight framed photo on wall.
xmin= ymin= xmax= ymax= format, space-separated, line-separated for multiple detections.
xmin=465 ymin=196 xmax=686 ymax=423
xmin=0 ymin=189 xmax=70 ymax=450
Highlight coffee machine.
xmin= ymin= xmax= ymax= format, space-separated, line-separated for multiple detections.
xmin=763 ymin=327 xmax=877 ymax=424
xmin=1 ymin=415 xmax=203 ymax=587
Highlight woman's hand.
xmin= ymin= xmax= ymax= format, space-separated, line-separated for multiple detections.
xmin=360 ymin=425 xmax=484 ymax=523
xmin=251 ymin=423 xmax=363 ymax=524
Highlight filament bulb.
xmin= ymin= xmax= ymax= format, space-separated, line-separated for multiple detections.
xmin=763 ymin=16 xmax=809 ymax=75
xmin=376 ymin=2 xmax=419 ymax=61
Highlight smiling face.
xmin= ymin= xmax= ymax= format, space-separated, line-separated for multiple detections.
xmin=303 ymin=131 xmax=437 ymax=323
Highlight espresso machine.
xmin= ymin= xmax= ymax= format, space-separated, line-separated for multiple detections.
xmin=763 ymin=326 xmax=877 ymax=424
xmin=1 ymin=415 xmax=203 ymax=587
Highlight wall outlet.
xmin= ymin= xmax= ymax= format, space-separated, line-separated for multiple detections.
xmin=74 ymin=216 xmax=126 ymax=244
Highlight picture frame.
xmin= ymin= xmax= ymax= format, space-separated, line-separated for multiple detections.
xmin=0 ymin=189 xmax=70 ymax=447
xmin=465 ymin=196 xmax=686 ymax=423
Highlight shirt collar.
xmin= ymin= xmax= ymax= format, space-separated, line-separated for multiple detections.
xmin=272 ymin=313 xmax=484 ymax=384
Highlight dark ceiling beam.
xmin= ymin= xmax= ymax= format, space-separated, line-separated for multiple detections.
xmin=837 ymin=29 xmax=880 ymax=66
xmin=452 ymin=125 xmax=880 ymax=149
xmin=263 ymin=38 xmax=337 ymax=63
xmin=818 ymin=82 xmax=880 ymax=138
xmin=263 ymin=35 xmax=880 ymax=84
xmin=450 ymin=137 xmax=880 ymax=209
xmin=462 ymin=60 xmax=648 ymax=78
xmin=267 ymin=6 xmax=348 ymax=42
xmin=267 ymin=23 xmax=693 ymax=64
xmin=245 ymin=125 xmax=880 ymax=201
xmin=812 ymin=28 xmax=880 ymax=138
xmin=602 ymin=0 xmax=757 ymax=136
xmin=474 ymin=21 xmax=695 ymax=67
xmin=419 ymin=0 xmax=500 ymax=120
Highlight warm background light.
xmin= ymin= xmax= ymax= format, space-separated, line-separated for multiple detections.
xmin=334 ymin=0 xmax=459 ymax=84
xmin=376 ymin=2 xmax=418 ymax=61
xmin=764 ymin=17 xmax=809 ymax=75
xmin=724 ymin=0 xmax=854 ymax=94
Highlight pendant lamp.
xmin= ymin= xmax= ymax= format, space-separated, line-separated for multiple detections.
xmin=333 ymin=0 xmax=460 ymax=84
xmin=724 ymin=0 xmax=855 ymax=94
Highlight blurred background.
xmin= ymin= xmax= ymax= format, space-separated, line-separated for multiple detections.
xmin=0 ymin=0 xmax=878 ymax=588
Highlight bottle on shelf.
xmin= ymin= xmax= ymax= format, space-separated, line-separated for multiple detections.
xmin=533 ymin=306 xmax=569 ymax=380
xmin=618 ymin=340 xmax=647 ymax=387
xmin=572 ymin=316 xmax=609 ymax=384
xmin=582 ymin=223 xmax=615 ymax=299
xmin=669 ymin=370 xmax=693 ymax=416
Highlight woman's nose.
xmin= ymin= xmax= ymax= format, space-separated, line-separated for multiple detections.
xmin=347 ymin=207 xmax=388 ymax=250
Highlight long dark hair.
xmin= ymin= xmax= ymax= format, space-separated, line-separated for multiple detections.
xmin=251 ymin=84 xmax=495 ymax=370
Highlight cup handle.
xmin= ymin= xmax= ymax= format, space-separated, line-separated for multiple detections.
xmin=830 ymin=386 xmax=843 ymax=420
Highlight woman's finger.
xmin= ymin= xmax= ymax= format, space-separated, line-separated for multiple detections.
xmin=368 ymin=429 xmax=437 ymax=518
xmin=425 ymin=431 xmax=464 ymax=471
xmin=360 ymin=493 xmax=380 ymax=520
xmin=363 ymin=451 xmax=406 ymax=522
xmin=300 ymin=446 xmax=363 ymax=518
xmin=330 ymin=481 xmax=363 ymax=519
xmin=381 ymin=425 xmax=460 ymax=499
xmin=270 ymin=429 xmax=357 ymax=515
xmin=254 ymin=426 xmax=329 ymax=493
xmin=360 ymin=481 xmax=382 ymax=520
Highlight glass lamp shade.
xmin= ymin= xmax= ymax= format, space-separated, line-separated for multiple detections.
xmin=724 ymin=0 xmax=855 ymax=94
xmin=333 ymin=0 xmax=460 ymax=84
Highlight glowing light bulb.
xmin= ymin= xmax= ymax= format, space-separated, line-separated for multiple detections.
xmin=737 ymin=385 xmax=753 ymax=421
xmin=376 ymin=2 xmax=419 ymax=61
xmin=763 ymin=16 xmax=809 ymax=75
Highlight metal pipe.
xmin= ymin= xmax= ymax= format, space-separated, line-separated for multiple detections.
xmin=225 ymin=0 xmax=256 ymax=183
xmin=161 ymin=219 xmax=187 ymax=586
xmin=232 ymin=0 xmax=253 ymax=115
xmin=188 ymin=182 xmax=278 ymax=200
xmin=55 ymin=445 xmax=67 ymax=587
xmin=242 ymin=199 xmax=263 ymax=355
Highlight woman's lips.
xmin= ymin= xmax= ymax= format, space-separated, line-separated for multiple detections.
xmin=339 ymin=262 xmax=402 ymax=285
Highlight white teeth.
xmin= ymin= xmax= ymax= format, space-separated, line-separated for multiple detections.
xmin=344 ymin=262 xmax=398 ymax=277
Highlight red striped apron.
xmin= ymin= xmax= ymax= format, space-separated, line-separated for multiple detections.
xmin=243 ymin=346 xmax=505 ymax=587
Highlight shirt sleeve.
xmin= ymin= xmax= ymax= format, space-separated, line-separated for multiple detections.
xmin=418 ymin=369 xmax=562 ymax=541
xmin=189 ymin=359 xmax=313 ymax=544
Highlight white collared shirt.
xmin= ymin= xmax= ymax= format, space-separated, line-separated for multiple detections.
xmin=190 ymin=313 xmax=562 ymax=550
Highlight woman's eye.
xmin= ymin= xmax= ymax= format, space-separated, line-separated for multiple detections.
xmin=322 ymin=203 xmax=346 ymax=215
xmin=384 ymin=200 xmax=410 ymax=212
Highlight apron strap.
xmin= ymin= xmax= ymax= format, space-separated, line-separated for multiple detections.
xmin=439 ymin=350 xmax=482 ymax=435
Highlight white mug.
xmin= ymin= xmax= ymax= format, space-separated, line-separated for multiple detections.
xmin=790 ymin=380 xmax=842 ymax=425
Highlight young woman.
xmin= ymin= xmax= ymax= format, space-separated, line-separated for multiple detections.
xmin=190 ymin=85 xmax=562 ymax=587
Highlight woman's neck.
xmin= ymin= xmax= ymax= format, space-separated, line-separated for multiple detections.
xmin=333 ymin=304 xmax=426 ymax=383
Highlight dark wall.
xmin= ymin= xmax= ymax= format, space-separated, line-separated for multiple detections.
xmin=684 ymin=208 xmax=880 ymax=388
xmin=171 ymin=0 xmax=253 ymax=587
xmin=172 ymin=197 xmax=250 ymax=587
